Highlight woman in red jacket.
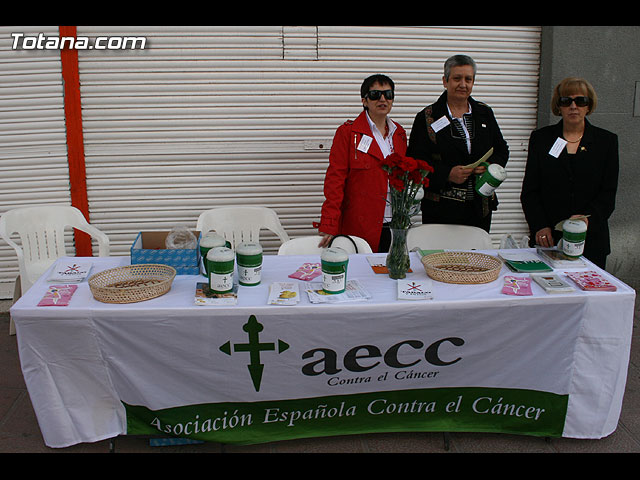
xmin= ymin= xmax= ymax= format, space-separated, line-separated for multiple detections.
xmin=317 ymin=74 xmax=408 ymax=252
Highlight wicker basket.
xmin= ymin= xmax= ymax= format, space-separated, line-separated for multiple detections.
xmin=421 ymin=251 xmax=503 ymax=284
xmin=89 ymin=264 xmax=176 ymax=304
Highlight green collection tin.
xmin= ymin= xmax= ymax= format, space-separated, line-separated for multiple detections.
xmin=236 ymin=242 xmax=263 ymax=286
xmin=562 ymin=219 xmax=587 ymax=258
xmin=206 ymin=246 xmax=235 ymax=294
xmin=321 ymin=247 xmax=349 ymax=294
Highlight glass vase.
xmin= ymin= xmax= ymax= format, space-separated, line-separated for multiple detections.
xmin=386 ymin=227 xmax=410 ymax=279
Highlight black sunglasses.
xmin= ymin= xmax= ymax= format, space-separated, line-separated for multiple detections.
xmin=365 ymin=89 xmax=394 ymax=101
xmin=558 ymin=96 xmax=590 ymax=107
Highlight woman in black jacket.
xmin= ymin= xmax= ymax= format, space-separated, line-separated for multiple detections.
xmin=407 ymin=55 xmax=509 ymax=232
xmin=520 ymin=77 xmax=619 ymax=269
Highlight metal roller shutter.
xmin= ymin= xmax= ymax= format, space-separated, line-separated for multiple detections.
xmin=0 ymin=26 xmax=541 ymax=295
xmin=0 ymin=26 xmax=71 ymax=297
xmin=76 ymin=25 xmax=540 ymax=256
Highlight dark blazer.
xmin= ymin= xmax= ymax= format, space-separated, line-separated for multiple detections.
xmin=407 ymin=91 xmax=509 ymax=226
xmin=520 ymin=119 xmax=619 ymax=263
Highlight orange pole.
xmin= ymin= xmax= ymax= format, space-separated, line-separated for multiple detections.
xmin=59 ymin=26 xmax=92 ymax=256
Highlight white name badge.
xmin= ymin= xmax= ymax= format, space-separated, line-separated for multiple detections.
xmin=430 ymin=115 xmax=451 ymax=133
xmin=357 ymin=135 xmax=373 ymax=153
xmin=549 ymin=137 xmax=568 ymax=158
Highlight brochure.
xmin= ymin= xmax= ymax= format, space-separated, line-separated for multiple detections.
xmin=268 ymin=282 xmax=300 ymax=305
xmin=565 ymin=271 xmax=617 ymax=292
xmin=501 ymin=276 xmax=533 ymax=296
xmin=536 ymin=247 xmax=586 ymax=269
xmin=554 ymin=215 xmax=590 ymax=231
xmin=397 ymin=278 xmax=433 ymax=300
xmin=498 ymin=251 xmax=552 ymax=273
xmin=531 ymin=273 xmax=575 ymax=293
xmin=463 ymin=147 xmax=494 ymax=169
xmin=366 ymin=256 xmax=412 ymax=274
xmin=37 ymin=284 xmax=78 ymax=306
xmin=303 ymin=279 xmax=371 ymax=304
xmin=411 ymin=247 xmax=444 ymax=258
xmin=47 ymin=259 xmax=93 ymax=283
xmin=194 ymin=282 xmax=238 ymax=305
xmin=288 ymin=263 xmax=322 ymax=281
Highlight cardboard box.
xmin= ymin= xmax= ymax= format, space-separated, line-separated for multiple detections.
xmin=131 ymin=231 xmax=201 ymax=275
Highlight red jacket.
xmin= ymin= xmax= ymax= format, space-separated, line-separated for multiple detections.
xmin=318 ymin=111 xmax=408 ymax=252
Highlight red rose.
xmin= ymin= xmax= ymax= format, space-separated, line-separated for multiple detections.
xmin=398 ymin=156 xmax=417 ymax=172
xmin=388 ymin=175 xmax=405 ymax=192
xmin=381 ymin=154 xmax=397 ymax=169
xmin=409 ymin=169 xmax=423 ymax=184
xmin=416 ymin=159 xmax=434 ymax=173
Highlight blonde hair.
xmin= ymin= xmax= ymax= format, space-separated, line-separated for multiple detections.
xmin=551 ymin=77 xmax=598 ymax=116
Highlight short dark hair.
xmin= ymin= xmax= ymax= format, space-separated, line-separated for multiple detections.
xmin=443 ymin=55 xmax=477 ymax=81
xmin=361 ymin=74 xmax=395 ymax=98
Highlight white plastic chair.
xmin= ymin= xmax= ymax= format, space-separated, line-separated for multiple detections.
xmin=406 ymin=223 xmax=494 ymax=251
xmin=278 ymin=235 xmax=373 ymax=255
xmin=196 ymin=207 xmax=290 ymax=250
xmin=0 ymin=205 xmax=110 ymax=335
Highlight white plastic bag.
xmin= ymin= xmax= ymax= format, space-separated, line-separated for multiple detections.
xmin=499 ymin=234 xmax=530 ymax=249
xmin=165 ymin=226 xmax=197 ymax=249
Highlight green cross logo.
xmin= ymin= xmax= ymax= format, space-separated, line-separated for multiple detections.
xmin=220 ymin=315 xmax=289 ymax=392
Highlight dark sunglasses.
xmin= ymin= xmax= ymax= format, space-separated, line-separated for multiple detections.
xmin=558 ymin=96 xmax=590 ymax=107
xmin=365 ymin=89 xmax=394 ymax=101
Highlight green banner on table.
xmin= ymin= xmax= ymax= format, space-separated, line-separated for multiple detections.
xmin=125 ymin=386 xmax=568 ymax=444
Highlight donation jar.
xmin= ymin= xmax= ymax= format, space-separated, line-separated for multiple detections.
xmin=236 ymin=242 xmax=263 ymax=286
xmin=200 ymin=233 xmax=228 ymax=277
xmin=562 ymin=219 xmax=587 ymax=258
xmin=321 ymin=247 xmax=349 ymax=294
xmin=206 ymin=246 xmax=235 ymax=294
xmin=475 ymin=162 xmax=507 ymax=197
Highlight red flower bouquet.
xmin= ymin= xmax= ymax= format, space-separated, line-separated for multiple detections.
xmin=380 ymin=153 xmax=433 ymax=278
xmin=381 ymin=153 xmax=433 ymax=229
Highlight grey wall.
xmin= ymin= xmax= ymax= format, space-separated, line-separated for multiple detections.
xmin=538 ymin=26 xmax=640 ymax=289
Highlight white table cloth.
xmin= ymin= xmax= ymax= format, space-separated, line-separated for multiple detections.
xmin=10 ymin=250 xmax=636 ymax=448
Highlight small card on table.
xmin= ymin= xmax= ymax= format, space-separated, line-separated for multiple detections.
xmin=47 ymin=259 xmax=93 ymax=283
xmin=268 ymin=282 xmax=300 ymax=305
xmin=397 ymin=278 xmax=433 ymax=300
xmin=38 ymin=285 xmax=78 ymax=306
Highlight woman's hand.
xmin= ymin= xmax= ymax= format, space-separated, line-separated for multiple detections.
xmin=472 ymin=164 xmax=487 ymax=175
xmin=535 ymin=227 xmax=554 ymax=248
xmin=318 ymin=233 xmax=334 ymax=248
xmin=448 ymin=165 xmax=473 ymax=184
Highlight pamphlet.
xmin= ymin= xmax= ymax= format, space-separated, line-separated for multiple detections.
xmin=554 ymin=215 xmax=590 ymax=231
xmin=414 ymin=249 xmax=445 ymax=258
xmin=536 ymin=247 xmax=585 ymax=268
xmin=397 ymin=278 xmax=433 ymax=300
xmin=498 ymin=251 xmax=552 ymax=273
xmin=268 ymin=282 xmax=300 ymax=305
xmin=37 ymin=284 xmax=78 ymax=306
xmin=194 ymin=282 xmax=238 ymax=305
xmin=366 ymin=256 xmax=412 ymax=274
xmin=531 ymin=273 xmax=575 ymax=293
xmin=303 ymin=279 xmax=371 ymax=304
xmin=501 ymin=276 xmax=533 ymax=296
xmin=288 ymin=263 xmax=322 ymax=281
xmin=47 ymin=259 xmax=93 ymax=283
xmin=565 ymin=271 xmax=617 ymax=292
xmin=463 ymin=147 xmax=493 ymax=169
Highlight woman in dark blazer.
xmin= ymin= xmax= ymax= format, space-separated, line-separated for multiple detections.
xmin=407 ymin=55 xmax=509 ymax=233
xmin=520 ymin=77 xmax=619 ymax=269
